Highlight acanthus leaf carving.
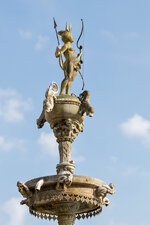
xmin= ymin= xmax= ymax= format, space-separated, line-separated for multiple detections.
xmin=51 ymin=119 xmax=83 ymax=143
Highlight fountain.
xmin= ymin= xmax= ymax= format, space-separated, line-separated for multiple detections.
xmin=17 ymin=19 xmax=115 ymax=225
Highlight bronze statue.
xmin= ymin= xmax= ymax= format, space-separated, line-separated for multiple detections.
xmin=55 ymin=22 xmax=82 ymax=95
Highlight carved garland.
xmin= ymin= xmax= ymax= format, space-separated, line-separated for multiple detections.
xmin=55 ymin=99 xmax=80 ymax=106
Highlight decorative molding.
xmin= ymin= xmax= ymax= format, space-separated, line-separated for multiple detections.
xmin=29 ymin=205 xmax=103 ymax=221
xmin=33 ymin=191 xmax=100 ymax=206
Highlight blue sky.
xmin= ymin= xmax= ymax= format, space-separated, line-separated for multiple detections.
xmin=0 ymin=0 xmax=150 ymax=225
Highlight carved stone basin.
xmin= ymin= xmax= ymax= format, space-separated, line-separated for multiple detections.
xmin=45 ymin=94 xmax=85 ymax=124
xmin=17 ymin=174 xmax=115 ymax=224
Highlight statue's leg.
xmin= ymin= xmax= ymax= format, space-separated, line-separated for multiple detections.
xmin=60 ymin=78 xmax=68 ymax=95
xmin=66 ymin=81 xmax=72 ymax=95
xmin=65 ymin=62 xmax=74 ymax=95
xmin=66 ymin=67 xmax=78 ymax=95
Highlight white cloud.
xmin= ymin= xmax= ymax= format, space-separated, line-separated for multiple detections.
xmin=122 ymin=165 xmax=150 ymax=178
xmin=100 ymin=30 xmax=117 ymax=42
xmin=72 ymin=154 xmax=85 ymax=163
xmin=0 ymin=136 xmax=24 ymax=152
xmin=2 ymin=197 xmax=27 ymax=225
xmin=110 ymin=156 xmax=118 ymax=163
xmin=140 ymin=170 xmax=150 ymax=177
xmin=18 ymin=30 xmax=33 ymax=40
xmin=38 ymin=132 xmax=58 ymax=157
xmin=72 ymin=148 xmax=85 ymax=163
xmin=0 ymin=88 xmax=32 ymax=123
xmin=108 ymin=220 xmax=129 ymax=225
xmin=0 ymin=88 xmax=18 ymax=97
xmin=100 ymin=30 xmax=138 ymax=43
xmin=35 ymin=35 xmax=49 ymax=51
xmin=125 ymin=32 xmax=138 ymax=38
xmin=120 ymin=114 xmax=150 ymax=148
xmin=38 ymin=132 xmax=85 ymax=162
xmin=123 ymin=166 xmax=138 ymax=176
xmin=18 ymin=30 xmax=49 ymax=51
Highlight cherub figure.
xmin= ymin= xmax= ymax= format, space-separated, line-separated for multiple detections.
xmin=55 ymin=23 xmax=82 ymax=95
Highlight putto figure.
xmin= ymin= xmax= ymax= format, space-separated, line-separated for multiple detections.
xmin=36 ymin=82 xmax=59 ymax=129
xmin=55 ymin=22 xmax=82 ymax=95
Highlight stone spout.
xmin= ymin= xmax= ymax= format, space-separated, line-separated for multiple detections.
xmin=35 ymin=179 xmax=44 ymax=191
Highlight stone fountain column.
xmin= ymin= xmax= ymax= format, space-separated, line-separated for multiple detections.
xmin=55 ymin=202 xmax=78 ymax=225
xmin=17 ymin=85 xmax=115 ymax=225
xmin=45 ymin=94 xmax=84 ymax=176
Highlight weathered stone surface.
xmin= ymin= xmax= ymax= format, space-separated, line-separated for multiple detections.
xmin=58 ymin=214 xmax=76 ymax=225
xmin=18 ymin=174 xmax=115 ymax=222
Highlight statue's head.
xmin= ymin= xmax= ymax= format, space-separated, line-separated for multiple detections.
xmin=58 ymin=22 xmax=74 ymax=43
